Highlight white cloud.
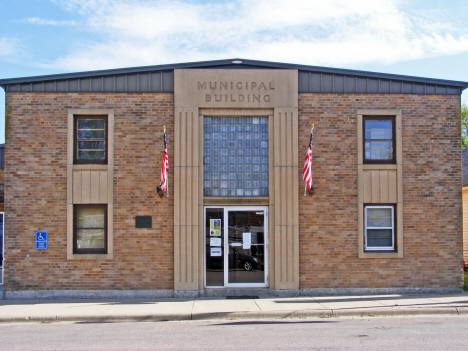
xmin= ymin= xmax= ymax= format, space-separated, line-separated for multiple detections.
xmin=0 ymin=37 xmax=20 ymax=57
xmin=44 ymin=0 xmax=468 ymax=71
xmin=22 ymin=17 xmax=77 ymax=26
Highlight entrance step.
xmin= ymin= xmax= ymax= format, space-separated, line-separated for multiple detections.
xmin=202 ymin=288 xmax=272 ymax=298
xmin=226 ymin=295 xmax=259 ymax=299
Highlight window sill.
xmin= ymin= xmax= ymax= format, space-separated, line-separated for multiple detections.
xmin=67 ymin=253 xmax=113 ymax=260
xmin=72 ymin=164 xmax=110 ymax=170
xmin=359 ymin=251 xmax=403 ymax=259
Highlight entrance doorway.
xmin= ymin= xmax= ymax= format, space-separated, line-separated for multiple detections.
xmin=205 ymin=206 xmax=268 ymax=288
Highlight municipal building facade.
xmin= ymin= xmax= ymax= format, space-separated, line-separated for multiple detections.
xmin=0 ymin=59 xmax=466 ymax=298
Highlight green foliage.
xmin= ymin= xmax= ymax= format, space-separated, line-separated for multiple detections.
xmin=462 ymin=103 xmax=468 ymax=149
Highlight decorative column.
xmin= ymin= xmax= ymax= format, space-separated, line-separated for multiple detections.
xmin=273 ymin=108 xmax=299 ymax=289
xmin=174 ymin=107 xmax=200 ymax=293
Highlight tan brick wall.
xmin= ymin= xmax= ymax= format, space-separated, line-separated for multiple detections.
xmin=299 ymin=93 xmax=463 ymax=289
xmin=3 ymin=91 xmax=463 ymax=292
xmin=4 ymin=93 xmax=174 ymax=291
xmin=463 ymin=188 xmax=468 ymax=265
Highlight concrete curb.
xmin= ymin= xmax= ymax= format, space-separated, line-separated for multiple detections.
xmin=0 ymin=307 xmax=466 ymax=324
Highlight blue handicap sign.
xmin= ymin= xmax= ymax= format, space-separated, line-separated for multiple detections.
xmin=36 ymin=232 xmax=48 ymax=250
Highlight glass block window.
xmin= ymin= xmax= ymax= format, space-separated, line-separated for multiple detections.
xmin=204 ymin=117 xmax=268 ymax=197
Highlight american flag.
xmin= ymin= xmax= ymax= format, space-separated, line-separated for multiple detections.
xmin=303 ymin=126 xmax=314 ymax=191
xmin=159 ymin=126 xmax=169 ymax=192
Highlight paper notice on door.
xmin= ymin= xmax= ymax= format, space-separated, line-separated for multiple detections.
xmin=210 ymin=247 xmax=222 ymax=257
xmin=210 ymin=237 xmax=221 ymax=246
xmin=243 ymin=232 xmax=252 ymax=250
xmin=210 ymin=219 xmax=221 ymax=236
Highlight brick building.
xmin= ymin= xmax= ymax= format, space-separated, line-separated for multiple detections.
xmin=0 ymin=59 xmax=466 ymax=299
xmin=463 ymin=148 xmax=468 ymax=268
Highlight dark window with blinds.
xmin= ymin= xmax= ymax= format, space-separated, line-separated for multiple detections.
xmin=74 ymin=115 xmax=108 ymax=164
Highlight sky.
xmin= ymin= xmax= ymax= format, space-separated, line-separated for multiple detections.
xmin=1 ymin=0 xmax=468 ymax=144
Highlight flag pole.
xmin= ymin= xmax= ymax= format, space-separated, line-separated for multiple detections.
xmin=304 ymin=124 xmax=314 ymax=197
xmin=165 ymin=125 xmax=169 ymax=198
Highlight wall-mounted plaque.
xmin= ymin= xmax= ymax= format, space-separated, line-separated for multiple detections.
xmin=135 ymin=216 xmax=152 ymax=228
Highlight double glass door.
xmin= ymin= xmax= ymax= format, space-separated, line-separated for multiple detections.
xmin=205 ymin=206 xmax=268 ymax=288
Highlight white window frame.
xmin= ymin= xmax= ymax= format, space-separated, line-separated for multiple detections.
xmin=364 ymin=205 xmax=395 ymax=251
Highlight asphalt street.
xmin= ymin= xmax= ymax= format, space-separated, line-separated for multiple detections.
xmin=1 ymin=315 xmax=467 ymax=350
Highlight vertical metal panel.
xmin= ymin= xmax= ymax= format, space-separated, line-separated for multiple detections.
xmin=90 ymin=171 xmax=100 ymax=203
xmin=68 ymin=80 xmax=78 ymax=91
xmin=115 ymin=76 xmax=125 ymax=92
xmin=389 ymin=170 xmax=397 ymax=203
xmin=127 ymin=74 xmax=137 ymax=92
xmin=414 ymin=84 xmax=424 ymax=94
xmin=139 ymin=73 xmax=149 ymax=92
xmin=379 ymin=80 xmax=390 ymax=93
xmin=403 ymin=82 xmax=412 ymax=93
xmin=81 ymin=170 xmax=91 ymax=203
xmin=436 ymin=86 xmax=448 ymax=94
xmin=356 ymin=78 xmax=367 ymax=93
xmin=99 ymin=170 xmax=108 ymax=202
xmin=151 ymin=73 xmax=161 ymax=92
xmin=44 ymin=82 xmax=55 ymax=92
xmin=363 ymin=170 xmax=372 ymax=203
xmin=368 ymin=79 xmax=379 ymax=93
xmin=32 ymin=83 xmax=42 ymax=92
xmin=80 ymin=78 xmax=90 ymax=92
xmin=73 ymin=171 xmax=82 ymax=203
xmin=334 ymin=75 xmax=344 ymax=93
xmin=103 ymin=77 xmax=114 ymax=91
xmin=345 ymin=77 xmax=356 ymax=93
xmin=91 ymin=78 xmax=102 ymax=91
xmin=426 ymin=85 xmax=436 ymax=94
xmin=298 ymin=72 xmax=309 ymax=92
xmin=371 ymin=170 xmax=380 ymax=203
xmin=322 ymin=74 xmax=333 ymax=92
xmin=310 ymin=73 xmax=321 ymax=92
xmin=163 ymin=71 xmax=174 ymax=92
xmin=57 ymin=81 xmax=66 ymax=91
xmin=391 ymin=81 xmax=402 ymax=93
xmin=380 ymin=171 xmax=389 ymax=202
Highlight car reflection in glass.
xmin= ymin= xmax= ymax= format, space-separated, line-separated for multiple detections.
xmin=230 ymin=247 xmax=262 ymax=271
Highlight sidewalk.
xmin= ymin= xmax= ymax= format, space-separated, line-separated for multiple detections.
xmin=1 ymin=292 xmax=468 ymax=323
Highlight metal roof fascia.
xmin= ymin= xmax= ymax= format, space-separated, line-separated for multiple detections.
xmin=0 ymin=59 xmax=242 ymax=87
xmin=1 ymin=58 xmax=468 ymax=89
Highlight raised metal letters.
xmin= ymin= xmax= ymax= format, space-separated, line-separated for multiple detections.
xmin=199 ymin=80 xmax=275 ymax=104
